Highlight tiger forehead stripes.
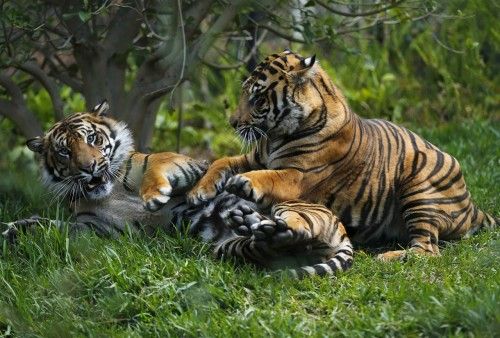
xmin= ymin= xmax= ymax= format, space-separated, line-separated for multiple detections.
xmin=244 ymin=50 xmax=312 ymax=92
xmin=45 ymin=114 xmax=114 ymax=174
xmin=189 ymin=49 xmax=497 ymax=261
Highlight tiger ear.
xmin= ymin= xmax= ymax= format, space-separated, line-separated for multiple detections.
xmin=26 ymin=136 xmax=44 ymax=154
xmin=300 ymin=55 xmax=316 ymax=70
xmin=288 ymin=55 xmax=317 ymax=82
xmin=92 ymin=100 xmax=109 ymax=116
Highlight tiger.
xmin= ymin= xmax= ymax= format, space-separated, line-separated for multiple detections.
xmin=188 ymin=49 xmax=498 ymax=261
xmin=2 ymin=100 xmax=353 ymax=278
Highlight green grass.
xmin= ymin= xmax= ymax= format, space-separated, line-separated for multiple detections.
xmin=0 ymin=120 xmax=499 ymax=337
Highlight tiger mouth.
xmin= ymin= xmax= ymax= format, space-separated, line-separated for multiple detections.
xmin=86 ymin=176 xmax=108 ymax=191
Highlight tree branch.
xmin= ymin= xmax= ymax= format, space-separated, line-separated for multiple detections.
xmin=201 ymin=30 xmax=268 ymax=70
xmin=17 ymin=61 xmax=64 ymax=120
xmin=132 ymin=1 xmax=246 ymax=101
xmin=58 ymin=0 xmax=92 ymax=44
xmin=184 ymin=0 xmax=216 ymax=40
xmin=257 ymin=23 xmax=307 ymax=43
xmin=0 ymin=71 xmax=24 ymax=104
xmin=103 ymin=3 xmax=142 ymax=57
xmin=190 ymin=0 xmax=247 ymax=61
xmin=36 ymin=46 xmax=84 ymax=92
xmin=0 ymin=73 xmax=43 ymax=138
xmin=315 ymin=0 xmax=406 ymax=17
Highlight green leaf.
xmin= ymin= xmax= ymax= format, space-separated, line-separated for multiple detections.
xmin=78 ymin=11 xmax=91 ymax=22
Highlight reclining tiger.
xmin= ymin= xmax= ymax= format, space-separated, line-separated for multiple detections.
xmin=188 ymin=50 xmax=497 ymax=261
xmin=1 ymin=101 xmax=353 ymax=278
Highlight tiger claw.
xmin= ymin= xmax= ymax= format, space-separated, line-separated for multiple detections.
xmin=187 ymin=185 xmax=219 ymax=206
xmin=2 ymin=225 xmax=18 ymax=243
xmin=142 ymin=185 xmax=172 ymax=212
xmin=225 ymin=175 xmax=254 ymax=200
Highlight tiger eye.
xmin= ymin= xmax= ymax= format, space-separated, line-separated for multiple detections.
xmin=57 ymin=147 xmax=70 ymax=157
xmin=254 ymin=97 xmax=266 ymax=110
xmin=87 ymin=133 xmax=96 ymax=144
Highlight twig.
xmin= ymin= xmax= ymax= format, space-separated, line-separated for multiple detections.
xmin=168 ymin=0 xmax=187 ymax=108
xmin=315 ymin=0 xmax=406 ymax=17
xmin=201 ymin=30 xmax=268 ymax=70
xmin=432 ymin=33 xmax=465 ymax=54
xmin=140 ymin=0 xmax=169 ymax=42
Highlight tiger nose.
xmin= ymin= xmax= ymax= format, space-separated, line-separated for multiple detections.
xmin=80 ymin=160 xmax=97 ymax=174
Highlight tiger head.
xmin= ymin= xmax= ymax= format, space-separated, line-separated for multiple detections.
xmin=230 ymin=50 xmax=336 ymax=143
xmin=26 ymin=101 xmax=134 ymax=201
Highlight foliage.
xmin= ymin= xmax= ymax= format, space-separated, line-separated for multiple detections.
xmin=1 ymin=120 xmax=498 ymax=336
xmin=316 ymin=0 xmax=499 ymax=124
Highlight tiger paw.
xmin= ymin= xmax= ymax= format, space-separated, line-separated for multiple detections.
xmin=229 ymin=210 xmax=294 ymax=247
xmin=376 ymin=250 xmax=407 ymax=262
xmin=142 ymin=184 xmax=172 ymax=212
xmin=249 ymin=217 xmax=294 ymax=247
xmin=225 ymin=174 xmax=263 ymax=203
xmin=187 ymin=182 xmax=219 ymax=206
xmin=227 ymin=204 xmax=265 ymax=236
xmin=186 ymin=175 xmax=225 ymax=206
xmin=2 ymin=225 xmax=19 ymax=244
xmin=1 ymin=215 xmax=43 ymax=243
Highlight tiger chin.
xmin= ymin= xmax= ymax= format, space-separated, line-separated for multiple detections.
xmin=188 ymin=50 xmax=498 ymax=261
xmin=3 ymin=101 xmax=354 ymax=278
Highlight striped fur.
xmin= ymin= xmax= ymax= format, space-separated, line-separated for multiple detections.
xmin=17 ymin=102 xmax=351 ymax=276
xmin=189 ymin=50 xmax=497 ymax=261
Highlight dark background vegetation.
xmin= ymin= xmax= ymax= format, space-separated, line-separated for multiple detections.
xmin=0 ymin=0 xmax=498 ymax=335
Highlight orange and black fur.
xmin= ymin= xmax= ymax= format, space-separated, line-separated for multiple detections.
xmin=189 ymin=50 xmax=497 ymax=261
xmin=3 ymin=101 xmax=353 ymax=277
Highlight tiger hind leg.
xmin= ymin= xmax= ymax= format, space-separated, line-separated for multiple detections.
xmin=377 ymin=219 xmax=441 ymax=261
xmin=228 ymin=201 xmax=354 ymax=277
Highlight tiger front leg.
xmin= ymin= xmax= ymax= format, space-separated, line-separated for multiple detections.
xmin=141 ymin=153 xmax=208 ymax=211
xmin=224 ymin=169 xmax=303 ymax=208
xmin=187 ymin=155 xmax=251 ymax=206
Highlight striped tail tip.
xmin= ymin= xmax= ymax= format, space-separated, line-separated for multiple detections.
xmin=287 ymin=255 xmax=354 ymax=279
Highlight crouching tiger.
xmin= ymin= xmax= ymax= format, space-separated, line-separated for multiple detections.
xmin=1 ymin=101 xmax=353 ymax=278
xmin=189 ymin=50 xmax=498 ymax=261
